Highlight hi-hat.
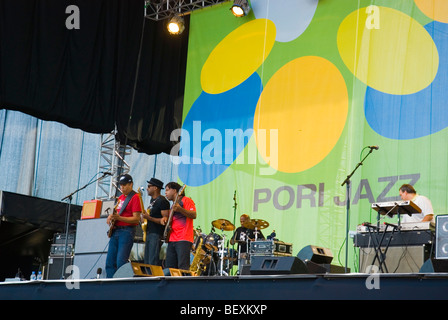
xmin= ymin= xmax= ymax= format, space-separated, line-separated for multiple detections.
xmin=243 ymin=219 xmax=269 ymax=230
xmin=212 ymin=219 xmax=235 ymax=231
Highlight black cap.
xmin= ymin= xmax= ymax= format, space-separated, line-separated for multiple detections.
xmin=117 ymin=174 xmax=133 ymax=185
xmin=147 ymin=178 xmax=164 ymax=189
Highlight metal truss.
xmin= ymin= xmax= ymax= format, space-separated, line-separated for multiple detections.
xmin=144 ymin=0 xmax=228 ymax=21
xmin=95 ymin=131 xmax=132 ymax=200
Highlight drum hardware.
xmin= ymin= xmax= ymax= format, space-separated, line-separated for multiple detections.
xmin=204 ymin=218 xmax=237 ymax=276
xmin=212 ymin=219 xmax=235 ymax=231
xmin=242 ymin=219 xmax=269 ymax=241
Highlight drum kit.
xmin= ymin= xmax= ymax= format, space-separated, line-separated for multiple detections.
xmin=192 ymin=217 xmax=270 ymax=276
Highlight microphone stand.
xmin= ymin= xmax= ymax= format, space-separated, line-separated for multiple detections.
xmin=341 ymin=147 xmax=376 ymax=273
xmin=60 ymin=172 xmax=111 ymax=279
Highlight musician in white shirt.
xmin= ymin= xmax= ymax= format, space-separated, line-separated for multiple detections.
xmin=398 ymin=184 xmax=434 ymax=223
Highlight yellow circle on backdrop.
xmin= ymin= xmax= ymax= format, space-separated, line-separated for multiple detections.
xmin=337 ymin=7 xmax=438 ymax=95
xmin=415 ymin=0 xmax=448 ymax=23
xmin=253 ymin=56 xmax=348 ymax=173
xmin=201 ymin=19 xmax=276 ymax=94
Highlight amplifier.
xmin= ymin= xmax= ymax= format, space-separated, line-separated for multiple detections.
xmin=81 ymin=199 xmax=103 ymax=219
xmin=359 ymin=244 xmax=430 ymax=273
xmin=274 ymin=241 xmax=293 ymax=256
xmin=50 ymin=244 xmax=74 ymax=256
xmin=53 ymin=233 xmax=75 ymax=244
xmin=45 ymin=256 xmax=74 ymax=279
xmin=250 ymin=240 xmax=274 ymax=256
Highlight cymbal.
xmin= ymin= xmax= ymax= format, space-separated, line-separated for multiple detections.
xmin=243 ymin=219 xmax=269 ymax=230
xmin=212 ymin=219 xmax=235 ymax=231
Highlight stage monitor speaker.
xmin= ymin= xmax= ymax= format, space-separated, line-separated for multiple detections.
xmin=113 ymin=262 xmax=164 ymax=278
xmin=303 ymin=260 xmax=327 ymax=274
xmin=250 ymin=256 xmax=308 ymax=275
xmin=297 ymin=245 xmax=333 ymax=264
xmin=81 ymin=200 xmax=102 ymax=220
xmin=419 ymin=258 xmax=448 ymax=272
xmin=435 ymin=215 xmax=448 ymax=259
xmin=168 ymin=268 xmax=195 ymax=276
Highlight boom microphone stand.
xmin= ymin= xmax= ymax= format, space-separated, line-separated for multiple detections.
xmin=341 ymin=146 xmax=378 ymax=273
xmin=60 ymin=171 xmax=112 ymax=279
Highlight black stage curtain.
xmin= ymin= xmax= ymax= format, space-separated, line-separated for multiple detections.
xmin=0 ymin=0 xmax=188 ymax=155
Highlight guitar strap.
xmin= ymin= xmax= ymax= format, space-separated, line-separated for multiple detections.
xmin=118 ymin=190 xmax=137 ymax=216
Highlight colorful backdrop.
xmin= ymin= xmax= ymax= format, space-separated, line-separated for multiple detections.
xmin=175 ymin=0 xmax=448 ymax=271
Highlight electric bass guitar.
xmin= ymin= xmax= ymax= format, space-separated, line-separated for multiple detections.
xmin=138 ymin=187 xmax=148 ymax=242
xmin=107 ymin=201 xmax=120 ymax=238
xmin=107 ymin=190 xmax=139 ymax=238
xmin=163 ymin=184 xmax=186 ymax=242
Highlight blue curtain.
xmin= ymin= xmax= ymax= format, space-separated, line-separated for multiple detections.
xmin=0 ymin=110 xmax=178 ymax=207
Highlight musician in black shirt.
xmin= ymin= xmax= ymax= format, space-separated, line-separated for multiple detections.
xmin=230 ymin=214 xmax=264 ymax=257
xmin=142 ymin=178 xmax=170 ymax=266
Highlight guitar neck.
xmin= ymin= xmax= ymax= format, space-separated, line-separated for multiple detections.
xmin=163 ymin=185 xmax=186 ymax=241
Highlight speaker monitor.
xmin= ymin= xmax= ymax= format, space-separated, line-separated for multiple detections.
xmin=168 ymin=268 xmax=195 ymax=276
xmin=297 ymin=245 xmax=333 ymax=264
xmin=113 ymin=262 xmax=164 ymax=278
xmin=250 ymin=256 xmax=308 ymax=275
xmin=436 ymin=215 xmax=448 ymax=260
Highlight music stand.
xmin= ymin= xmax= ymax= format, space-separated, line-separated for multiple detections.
xmin=372 ymin=200 xmax=422 ymax=225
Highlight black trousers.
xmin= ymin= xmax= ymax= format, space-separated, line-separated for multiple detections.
xmin=165 ymin=241 xmax=192 ymax=270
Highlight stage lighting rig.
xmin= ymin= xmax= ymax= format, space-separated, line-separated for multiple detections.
xmin=145 ymin=1 xmax=227 ymax=21
xmin=167 ymin=15 xmax=185 ymax=34
xmin=230 ymin=0 xmax=251 ymax=17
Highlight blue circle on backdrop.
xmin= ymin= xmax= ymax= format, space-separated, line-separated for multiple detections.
xmin=364 ymin=22 xmax=448 ymax=140
xmin=178 ymin=72 xmax=262 ymax=186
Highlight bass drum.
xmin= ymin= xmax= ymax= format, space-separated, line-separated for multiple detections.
xmin=204 ymin=233 xmax=222 ymax=251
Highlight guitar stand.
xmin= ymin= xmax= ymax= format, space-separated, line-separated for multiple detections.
xmin=364 ymin=222 xmax=399 ymax=273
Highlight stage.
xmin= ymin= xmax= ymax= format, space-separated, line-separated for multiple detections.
xmin=1 ymin=272 xmax=448 ymax=301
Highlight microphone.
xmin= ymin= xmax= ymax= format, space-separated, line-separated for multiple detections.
xmin=368 ymin=145 xmax=379 ymax=150
xmin=96 ymin=267 xmax=102 ymax=279
xmin=101 ymin=171 xmax=112 ymax=176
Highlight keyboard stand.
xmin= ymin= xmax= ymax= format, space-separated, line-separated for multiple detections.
xmin=363 ymin=222 xmax=399 ymax=273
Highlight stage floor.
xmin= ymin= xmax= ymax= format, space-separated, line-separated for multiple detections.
xmin=1 ymin=272 xmax=448 ymax=301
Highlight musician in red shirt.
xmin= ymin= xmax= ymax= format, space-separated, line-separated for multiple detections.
xmin=164 ymin=182 xmax=196 ymax=270
xmin=105 ymin=174 xmax=142 ymax=277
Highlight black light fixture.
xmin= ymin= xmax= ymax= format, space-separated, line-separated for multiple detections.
xmin=167 ymin=15 xmax=185 ymax=35
xmin=231 ymin=0 xmax=251 ymax=17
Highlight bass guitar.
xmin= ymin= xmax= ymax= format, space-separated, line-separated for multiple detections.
xmin=163 ymin=184 xmax=186 ymax=242
xmin=107 ymin=201 xmax=120 ymax=238
xmin=138 ymin=187 xmax=148 ymax=242
xmin=107 ymin=190 xmax=138 ymax=238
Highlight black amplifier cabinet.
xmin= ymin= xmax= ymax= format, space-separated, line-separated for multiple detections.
xmin=45 ymin=256 xmax=74 ymax=280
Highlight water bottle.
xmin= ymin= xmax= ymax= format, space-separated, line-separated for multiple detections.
xmin=30 ymin=271 xmax=36 ymax=281
xmin=36 ymin=271 xmax=42 ymax=280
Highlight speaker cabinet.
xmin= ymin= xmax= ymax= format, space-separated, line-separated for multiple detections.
xmin=45 ymin=256 xmax=74 ymax=279
xmin=436 ymin=215 xmax=448 ymax=259
xmin=297 ymin=245 xmax=333 ymax=264
xmin=250 ymin=256 xmax=308 ymax=275
xmin=359 ymin=245 xmax=430 ymax=273
xmin=113 ymin=262 xmax=164 ymax=278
